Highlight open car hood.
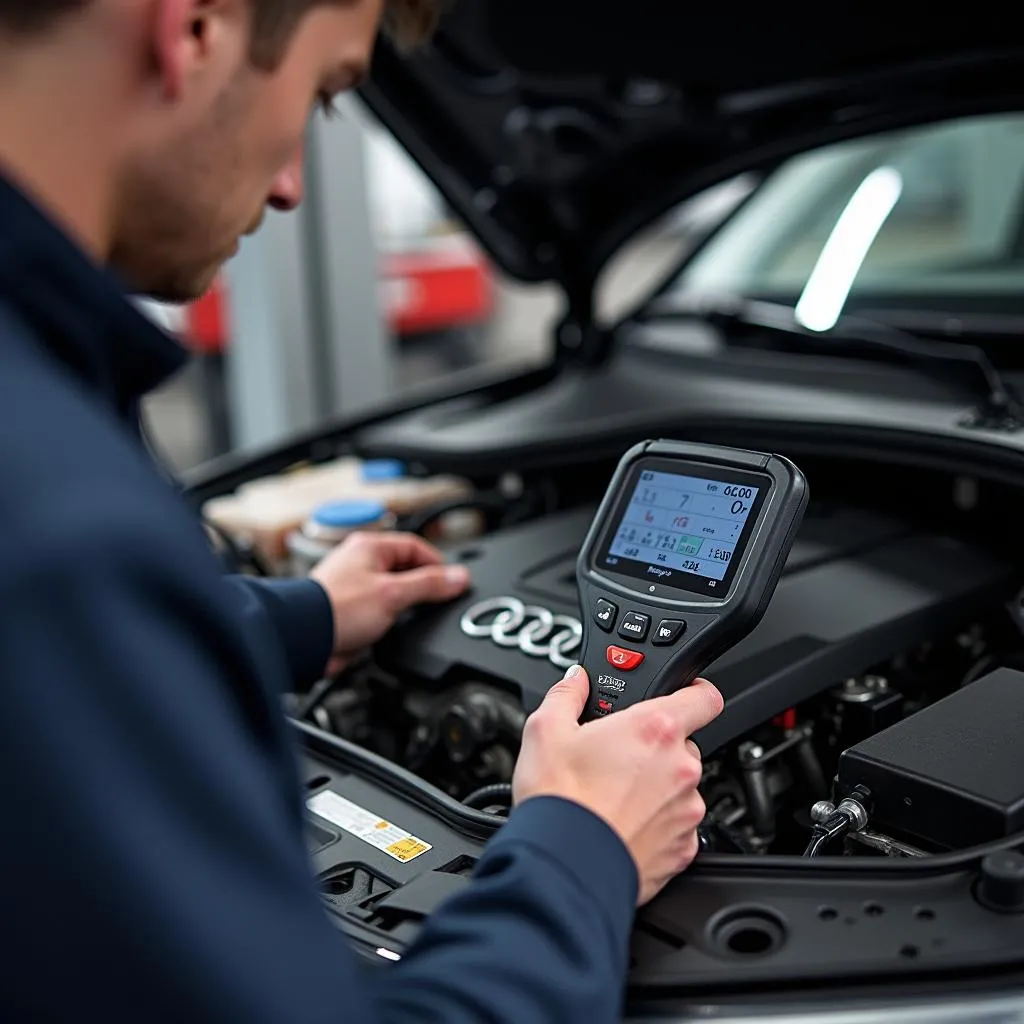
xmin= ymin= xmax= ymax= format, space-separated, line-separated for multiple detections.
xmin=360 ymin=0 xmax=1024 ymax=307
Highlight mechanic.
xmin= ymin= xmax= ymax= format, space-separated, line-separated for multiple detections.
xmin=0 ymin=1 xmax=724 ymax=1020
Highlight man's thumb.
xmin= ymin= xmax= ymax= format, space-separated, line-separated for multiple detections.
xmin=539 ymin=664 xmax=590 ymax=721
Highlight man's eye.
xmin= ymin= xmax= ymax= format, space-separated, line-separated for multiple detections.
xmin=318 ymin=93 xmax=342 ymax=120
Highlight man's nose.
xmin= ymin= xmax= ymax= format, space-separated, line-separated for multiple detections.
xmin=268 ymin=145 xmax=305 ymax=211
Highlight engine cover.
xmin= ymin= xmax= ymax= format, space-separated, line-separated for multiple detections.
xmin=378 ymin=505 xmax=1012 ymax=753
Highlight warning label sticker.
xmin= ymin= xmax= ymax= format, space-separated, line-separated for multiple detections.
xmin=306 ymin=791 xmax=432 ymax=863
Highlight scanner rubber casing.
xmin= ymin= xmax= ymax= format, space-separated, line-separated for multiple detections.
xmin=576 ymin=439 xmax=809 ymax=738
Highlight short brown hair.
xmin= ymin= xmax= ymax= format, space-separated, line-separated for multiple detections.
xmin=0 ymin=0 xmax=87 ymax=34
xmin=0 ymin=0 xmax=441 ymax=59
xmin=249 ymin=0 xmax=442 ymax=67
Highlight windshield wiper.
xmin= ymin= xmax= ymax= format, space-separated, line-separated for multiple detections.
xmin=641 ymin=295 xmax=1024 ymax=432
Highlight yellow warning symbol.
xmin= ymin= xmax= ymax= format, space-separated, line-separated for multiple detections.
xmin=386 ymin=838 xmax=430 ymax=862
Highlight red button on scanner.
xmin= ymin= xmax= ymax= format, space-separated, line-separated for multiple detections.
xmin=606 ymin=646 xmax=645 ymax=670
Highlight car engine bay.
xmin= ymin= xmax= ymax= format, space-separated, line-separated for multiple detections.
xmin=173 ymin=10 xmax=1024 ymax=997
xmin=205 ymin=439 xmax=1024 ymax=864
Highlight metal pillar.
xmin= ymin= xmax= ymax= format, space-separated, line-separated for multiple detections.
xmin=223 ymin=99 xmax=393 ymax=453
xmin=305 ymin=95 xmax=395 ymax=417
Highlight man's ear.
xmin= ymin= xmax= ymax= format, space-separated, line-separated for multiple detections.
xmin=151 ymin=0 xmax=245 ymax=102
xmin=150 ymin=0 xmax=192 ymax=101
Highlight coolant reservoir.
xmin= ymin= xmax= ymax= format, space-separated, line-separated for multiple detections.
xmin=287 ymin=499 xmax=395 ymax=575
xmin=203 ymin=456 xmax=475 ymax=571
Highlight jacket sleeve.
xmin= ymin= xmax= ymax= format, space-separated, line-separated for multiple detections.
xmin=0 ymin=504 xmax=638 ymax=1024
xmin=224 ymin=575 xmax=335 ymax=690
xmin=373 ymin=796 xmax=639 ymax=1024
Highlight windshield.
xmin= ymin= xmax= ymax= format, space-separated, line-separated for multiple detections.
xmin=663 ymin=113 xmax=1024 ymax=330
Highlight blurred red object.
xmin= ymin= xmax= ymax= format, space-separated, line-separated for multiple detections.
xmin=184 ymin=276 xmax=230 ymax=356
xmin=381 ymin=236 xmax=493 ymax=336
xmin=181 ymin=235 xmax=493 ymax=355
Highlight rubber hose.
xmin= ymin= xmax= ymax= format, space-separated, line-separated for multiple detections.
xmin=463 ymin=783 xmax=513 ymax=810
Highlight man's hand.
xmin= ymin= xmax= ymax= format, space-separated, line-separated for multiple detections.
xmin=310 ymin=531 xmax=471 ymax=677
xmin=513 ymin=665 xmax=724 ymax=905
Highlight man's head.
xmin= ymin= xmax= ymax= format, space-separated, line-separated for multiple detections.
xmin=0 ymin=0 xmax=440 ymax=300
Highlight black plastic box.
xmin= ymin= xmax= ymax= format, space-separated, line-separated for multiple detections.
xmin=836 ymin=668 xmax=1024 ymax=851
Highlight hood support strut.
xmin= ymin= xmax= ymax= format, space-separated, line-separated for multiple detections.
xmin=554 ymin=269 xmax=614 ymax=370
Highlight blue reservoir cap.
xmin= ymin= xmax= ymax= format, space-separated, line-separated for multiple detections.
xmin=311 ymin=500 xmax=386 ymax=529
xmin=361 ymin=459 xmax=406 ymax=481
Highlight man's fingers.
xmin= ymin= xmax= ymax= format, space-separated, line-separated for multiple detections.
xmin=381 ymin=562 xmax=470 ymax=610
xmin=651 ymin=679 xmax=725 ymax=737
xmin=360 ymin=531 xmax=447 ymax=570
xmin=537 ymin=665 xmax=590 ymax=722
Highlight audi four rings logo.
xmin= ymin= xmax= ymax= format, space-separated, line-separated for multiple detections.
xmin=459 ymin=596 xmax=582 ymax=670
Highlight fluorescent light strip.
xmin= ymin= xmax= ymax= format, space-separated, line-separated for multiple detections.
xmin=794 ymin=167 xmax=904 ymax=332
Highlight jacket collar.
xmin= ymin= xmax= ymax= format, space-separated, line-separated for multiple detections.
xmin=0 ymin=173 xmax=187 ymax=419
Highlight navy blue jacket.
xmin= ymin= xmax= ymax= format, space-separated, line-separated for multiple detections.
xmin=0 ymin=175 xmax=638 ymax=1022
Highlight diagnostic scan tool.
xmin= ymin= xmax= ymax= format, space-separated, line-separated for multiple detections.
xmin=577 ymin=440 xmax=808 ymax=726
